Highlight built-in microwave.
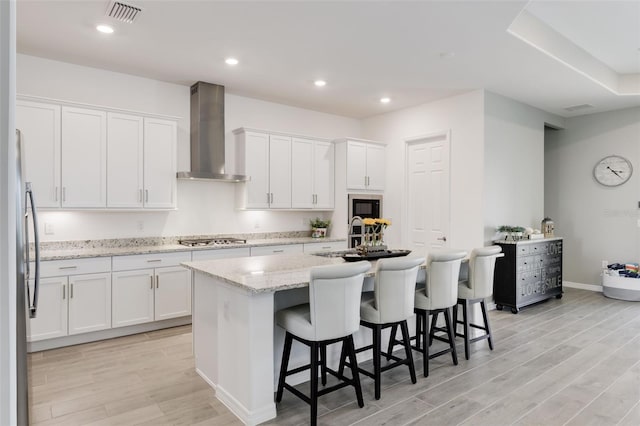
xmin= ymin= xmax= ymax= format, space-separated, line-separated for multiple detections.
xmin=348 ymin=194 xmax=383 ymax=247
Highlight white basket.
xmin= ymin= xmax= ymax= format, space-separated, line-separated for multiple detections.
xmin=602 ymin=271 xmax=640 ymax=301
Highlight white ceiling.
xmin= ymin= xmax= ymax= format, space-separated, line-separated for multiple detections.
xmin=16 ymin=0 xmax=640 ymax=119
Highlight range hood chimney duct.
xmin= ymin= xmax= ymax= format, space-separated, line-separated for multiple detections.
xmin=176 ymin=81 xmax=247 ymax=182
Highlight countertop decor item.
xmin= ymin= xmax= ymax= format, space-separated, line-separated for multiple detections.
xmin=541 ymin=217 xmax=554 ymax=238
xmin=310 ymin=217 xmax=331 ymax=238
xmin=497 ymin=225 xmax=526 ymax=241
xmin=360 ymin=217 xmax=391 ymax=253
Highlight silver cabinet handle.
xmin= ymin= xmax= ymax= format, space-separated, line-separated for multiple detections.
xmin=273 ymin=249 xmax=284 ymax=253
xmin=62 ymin=285 xmax=65 ymax=300
xmin=59 ymin=266 xmax=77 ymax=270
xmin=55 ymin=186 xmax=58 ymax=202
xmin=145 ymin=189 xmax=149 ymax=203
xmin=267 ymin=193 xmax=270 ymax=204
xmin=150 ymin=275 xmax=153 ymax=290
xmin=156 ymin=275 xmax=159 ymax=289
xmin=322 ymin=246 xmax=331 ymax=249
xmin=70 ymin=283 xmax=74 ymax=299
xmin=147 ymin=259 xmax=162 ymax=263
xmin=270 ymin=193 xmax=274 ymax=203
xmin=139 ymin=189 xmax=143 ymax=203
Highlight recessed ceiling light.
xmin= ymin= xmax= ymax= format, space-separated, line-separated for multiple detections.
xmin=96 ymin=24 xmax=114 ymax=34
xmin=314 ymin=80 xmax=327 ymax=87
xmin=225 ymin=58 xmax=239 ymax=65
xmin=380 ymin=97 xmax=391 ymax=104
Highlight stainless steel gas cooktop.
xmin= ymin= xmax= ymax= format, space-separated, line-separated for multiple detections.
xmin=178 ymin=237 xmax=247 ymax=247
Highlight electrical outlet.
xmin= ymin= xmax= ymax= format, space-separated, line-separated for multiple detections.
xmin=254 ymin=221 xmax=260 ymax=229
xmin=602 ymin=260 xmax=609 ymax=269
xmin=44 ymin=222 xmax=54 ymax=235
xmin=137 ymin=220 xmax=144 ymax=231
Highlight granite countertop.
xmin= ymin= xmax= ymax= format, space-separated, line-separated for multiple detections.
xmin=494 ymin=236 xmax=562 ymax=245
xmin=36 ymin=233 xmax=346 ymax=261
xmin=184 ymin=252 xmax=430 ymax=294
xmin=183 ymin=253 xmax=375 ymax=293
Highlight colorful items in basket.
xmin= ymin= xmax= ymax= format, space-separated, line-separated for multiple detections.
xmin=357 ymin=218 xmax=391 ymax=254
xmin=607 ymin=262 xmax=640 ymax=278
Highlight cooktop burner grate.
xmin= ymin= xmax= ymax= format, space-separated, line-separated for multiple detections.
xmin=178 ymin=238 xmax=247 ymax=247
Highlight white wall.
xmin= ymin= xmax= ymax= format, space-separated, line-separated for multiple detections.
xmin=361 ymin=90 xmax=486 ymax=252
xmin=484 ymin=92 xmax=564 ymax=244
xmin=17 ymin=54 xmax=361 ymax=240
xmin=545 ymin=107 xmax=640 ymax=285
xmin=0 ymin=1 xmax=17 ymax=423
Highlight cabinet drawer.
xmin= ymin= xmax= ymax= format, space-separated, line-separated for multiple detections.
xmin=303 ymin=241 xmax=347 ymax=254
xmin=192 ymin=247 xmax=251 ymax=261
xmin=112 ymin=251 xmax=192 ymax=271
xmin=250 ymin=244 xmax=303 ymax=256
xmin=39 ymin=257 xmax=111 ymax=277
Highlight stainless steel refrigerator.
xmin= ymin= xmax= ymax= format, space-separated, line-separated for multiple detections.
xmin=15 ymin=129 xmax=40 ymax=425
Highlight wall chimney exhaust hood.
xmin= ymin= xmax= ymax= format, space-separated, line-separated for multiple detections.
xmin=176 ymin=81 xmax=248 ymax=182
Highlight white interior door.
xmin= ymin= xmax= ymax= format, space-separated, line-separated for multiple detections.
xmin=406 ymin=132 xmax=450 ymax=255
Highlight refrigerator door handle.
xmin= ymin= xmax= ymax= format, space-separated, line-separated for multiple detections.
xmin=25 ymin=182 xmax=40 ymax=318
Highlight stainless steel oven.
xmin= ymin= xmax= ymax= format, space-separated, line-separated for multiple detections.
xmin=348 ymin=194 xmax=383 ymax=247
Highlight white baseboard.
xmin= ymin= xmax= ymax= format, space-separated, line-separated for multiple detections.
xmin=195 ymin=368 xmax=217 ymax=391
xmin=563 ymin=281 xmax=603 ymax=292
xmin=216 ymin=384 xmax=276 ymax=426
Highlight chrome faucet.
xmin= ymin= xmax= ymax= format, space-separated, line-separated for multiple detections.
xmin=348 ymin=216 xmax=364 ymax=247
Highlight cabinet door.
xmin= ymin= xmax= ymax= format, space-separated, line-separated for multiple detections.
xmin=313 ymin=141 xmax=334 ymax=209
xmin=68 ymin=273 xmax=111 ymax=335
xmin=291 ymin=138 xmax=314 ymax=209
xmin=107 ymin=113 xmax=144 ymax=208
xmin=154 ymin=266 xmax=191 ymax=320
xmin=61 ymin=107 xmax=107 ymax=207
xmin=346 ymin=141 xmax=367 ymax=190
xmin=27 ymin=277 xmax=68 ymax=342
xmin=112 ymin=269 xmax=155 ymax=328
xmin=269 ymin=135 xmax=292 ymax=208
xmin=366 ymin=144 xmax=386 ymax=191
xmin=244 ymin=132 xmax=270 ymax=209
xmin=16 ymin=100 xmax=61 ymax=208
xmin=143 ymin=118 xmax=177 ymax=209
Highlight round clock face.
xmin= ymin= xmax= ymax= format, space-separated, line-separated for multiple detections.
xmin=593 ymin=155 xmax=633 ymax=187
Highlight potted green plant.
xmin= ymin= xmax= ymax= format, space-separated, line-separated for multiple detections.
xmin=310 ymin=217 xmax=331 ymax=238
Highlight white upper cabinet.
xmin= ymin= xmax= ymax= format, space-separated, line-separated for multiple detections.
xmin=61 ymin=106 xmax=107 ymax=208
xmin=143 ymin=118 xmax=177 ymax=209
xmin=17 ymin=96 xmax=178 ymax=210
xmin=269 ymin=134 xmax=292 ymax=209
xmin=344 ymin=139 xmax=386 ymax=191
xmin=16 ymin=100 xmax=61 ymax=208
xmin=107 ymin=112 xmax=144 ymax=208
xmin=291 ymin=138 xmax=334 ymax=209
xmin=236 ymin=128 xmax=333 ymax=210
xmin=235 ymin=129 xmax=292 ymax=209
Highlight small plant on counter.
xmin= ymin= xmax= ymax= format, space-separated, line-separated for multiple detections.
xmin=310 ymin=217 xmax=331 ymax=238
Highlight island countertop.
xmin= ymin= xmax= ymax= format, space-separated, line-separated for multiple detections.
xmin=183 ymin=253 xmax=428 ymax=293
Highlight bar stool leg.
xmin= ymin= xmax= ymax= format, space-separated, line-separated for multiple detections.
xmin=372 ymin=325 xmax=382 ymax=399
xmin=320 ymin=344 xmax=327 ymax=386
xmin=480 ymin=300 xmax=494 ymax=350
xmin=423 ymin=310 xmax=430 ymax=377
xmin=400 ymin=320 xmax=417 ymax=383
xmin=444 ymin=308 xmax=458 ymax=366
xmin=276 ymin=332 xmax=293 ymax=402
xmin=310 ymin=341 xmax=319 ymax=425
xmin=462 ymin=300 xmax=470 ymax=360
xmin=429 ymin=311 xmax=438 ymax=346
xmin=415 ymin=311 xmax=422 ymax=349
xmin=386 ymin=324 xmax=398 ymax=361
xmin=338 ymin=340 xmax=347 ymax=377
xmin=346 ymin=335 xmax=365 ymax=408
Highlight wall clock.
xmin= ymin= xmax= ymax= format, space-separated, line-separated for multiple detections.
xmin=593 ymin=155 xmax=633 ymax=187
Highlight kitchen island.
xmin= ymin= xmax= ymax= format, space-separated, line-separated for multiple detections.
xmin=182 ymin=253 xmax=402 ymax=425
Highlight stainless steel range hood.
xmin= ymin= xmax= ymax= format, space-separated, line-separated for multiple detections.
xmin=176 ymin=81 xmax=247 ymax=182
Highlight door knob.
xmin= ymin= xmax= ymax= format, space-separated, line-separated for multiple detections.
xmin=437 ymin=236 xmax=447 ymax=242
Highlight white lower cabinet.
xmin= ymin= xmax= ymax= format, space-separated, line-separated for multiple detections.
xmin=111 ymin=252 xmax=192 ymax=328
xmin=27 ymin=258 xmax=112 ymax=342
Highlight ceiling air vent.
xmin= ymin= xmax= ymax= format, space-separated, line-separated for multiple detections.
xmin=106 ymin=1 xmax=142 ymax=23
xmin=563 ymin=103 xmax=594 ymax=112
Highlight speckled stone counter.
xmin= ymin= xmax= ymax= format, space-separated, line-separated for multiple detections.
xmin=183 ymin=253 xmax=378 ymax=293
xmin=36 ymin=232 xmax=346 ymax=261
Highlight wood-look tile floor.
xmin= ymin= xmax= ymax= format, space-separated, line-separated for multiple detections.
xmin=29 ymin=288 xmax=640 ymax=425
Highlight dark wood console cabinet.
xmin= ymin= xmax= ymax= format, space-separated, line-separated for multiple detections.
xmin=493 ymin=238 xmax=563 ymax=314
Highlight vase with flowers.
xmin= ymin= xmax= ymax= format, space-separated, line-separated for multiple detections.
xmin=359 ymin=217 xmax=391 ymax=254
